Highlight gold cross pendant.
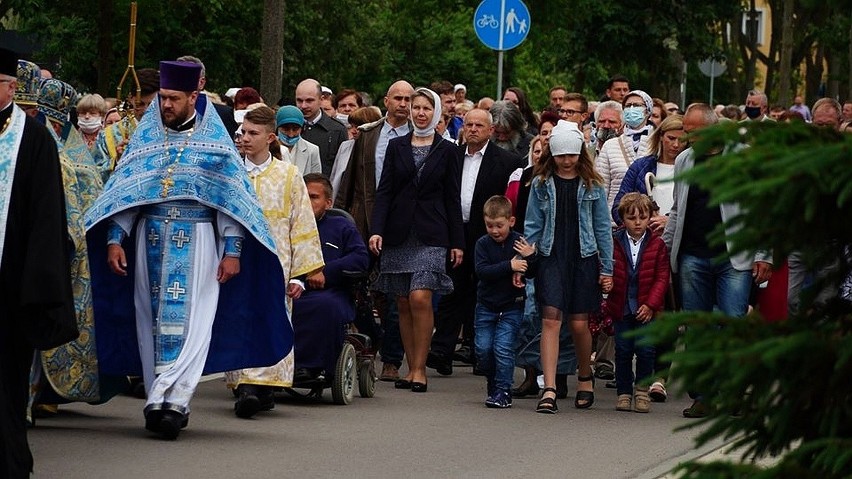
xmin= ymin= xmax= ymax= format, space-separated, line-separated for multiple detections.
xmin=160 ymin=177 xmax=175 ymax=197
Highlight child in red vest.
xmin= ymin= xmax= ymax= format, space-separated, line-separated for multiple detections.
xmin=607 ymin=193 xmax=669 ymax=413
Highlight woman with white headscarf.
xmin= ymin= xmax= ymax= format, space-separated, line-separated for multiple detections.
xmin=369 ymin=88 xmax=464 ymax=393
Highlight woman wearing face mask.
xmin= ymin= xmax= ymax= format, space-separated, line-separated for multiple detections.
xmin=275 ymin=105 xmax=322 ymax=176
xmin=595 ymin=90 xmax=654 ymax=225
xmin=608 ymin=113 xmax=686 ymax=405
xmin=76 ymin=94 xmax=108 ymax=152
xmin=369 ymin=87 xmax=464 ymax=393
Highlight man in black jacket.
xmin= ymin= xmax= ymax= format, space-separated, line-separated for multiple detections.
xmin=428 ymin=108 xmax=525 ymax=375
xmin=296 ymin=78 xmax=347 ymax=176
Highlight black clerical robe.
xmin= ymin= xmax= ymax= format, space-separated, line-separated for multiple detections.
xmin=0 ymin=104 xmax=76 ymax=479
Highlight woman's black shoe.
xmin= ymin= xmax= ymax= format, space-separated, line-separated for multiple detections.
xmin=410 ymin=382 xmax=428 ymax=393
xmin=574 ymin=374 xmax=595 ymax=409
xmin=394 ymin=378 xmax=412 ymax=389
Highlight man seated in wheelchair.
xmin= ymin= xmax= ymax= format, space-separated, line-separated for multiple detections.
xmin=292 ymin=174 xmax=370 ymax=383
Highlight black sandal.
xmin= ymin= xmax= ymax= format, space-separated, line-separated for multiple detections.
xmin=574 ymin=375 xmax=595 ymax=409
xmin=535 ymin=387 xmax=558 ymax=414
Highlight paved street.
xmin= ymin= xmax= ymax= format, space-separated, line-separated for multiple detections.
xmin=29 ymin=366 xmax=721 ymax=479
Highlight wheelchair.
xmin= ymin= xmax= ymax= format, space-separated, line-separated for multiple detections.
xmin=283 ymin=209 xmax=383 ymax=405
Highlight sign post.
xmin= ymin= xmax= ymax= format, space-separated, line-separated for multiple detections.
xmin=473 ymin=0 xmax=530 ymax=98
xmin=698 ymin=58 xmax=726 ymax=106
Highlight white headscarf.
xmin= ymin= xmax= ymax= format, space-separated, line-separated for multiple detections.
xmin=412 ymin=87 xmax=442 ymax=137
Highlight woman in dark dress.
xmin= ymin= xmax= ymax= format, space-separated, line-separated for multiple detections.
xmin=369 ymin=88 xmax=464 ymax=392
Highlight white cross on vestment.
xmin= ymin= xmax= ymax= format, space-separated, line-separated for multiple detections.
xmin=148 ymin=229 xmax=160 ymax=246
xmin=167 ymin=207 xmax=181 ymax=219
xmin=171 ymin=230 xmax=191 ymax=248
xmin=167 ymin=281 xmax=186 ymax=300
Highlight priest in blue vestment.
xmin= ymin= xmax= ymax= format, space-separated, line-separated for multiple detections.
xmin=85 ymin=61 xmax=290 ymax=440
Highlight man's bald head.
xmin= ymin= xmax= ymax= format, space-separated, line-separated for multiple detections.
xmin=463 ymin=107 xmax=493 ymax=151
xmin=384 ymin=80 xmax=414 ymax=127
xmin=295 ymin=79 xmax=323 ymax=120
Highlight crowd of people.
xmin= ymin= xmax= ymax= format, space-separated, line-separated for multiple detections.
xmin=1 ymin=44 xmax=850 ymax=478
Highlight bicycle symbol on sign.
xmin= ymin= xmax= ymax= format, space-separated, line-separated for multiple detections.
xmin=477 ymin=14 xmax=499 ymax=29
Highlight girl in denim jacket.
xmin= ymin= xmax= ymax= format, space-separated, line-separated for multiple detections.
xmin=523 ymin=120 xmax=614 ymax=414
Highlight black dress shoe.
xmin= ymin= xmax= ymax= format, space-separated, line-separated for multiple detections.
xmin=257 ymin=388 xmax=275 ymax=411
xmin=158 ymin=411 xmax=183 ymax=440
xmin=410 ymin=382 xmax=428 ymax=393
xmin=394 ymin=378 xmax=412 ymax=389
xmin=426 ymin=353 xmax=452 ymax=376
xmin=556 ymin=374 xmax=569 ymax=399
xmin=144 ymin=409 xmax=163 ymax=433
xmin=453 ymin=345 xmax=475 ymax=365
xmin=511 ymin=382 xmax=540 ymax=398
xmin=511 ymin=367 xmax=541 ymax=398
xmin=234 ymin=390 xmax=261 ymax=419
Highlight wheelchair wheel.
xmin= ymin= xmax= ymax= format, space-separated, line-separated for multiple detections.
xmin=358 ymin=358 xmax=376 ymax=398
xmin=332 ymin=342 xmax=357 ymax=405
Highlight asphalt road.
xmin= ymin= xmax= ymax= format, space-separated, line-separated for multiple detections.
xmin=29 ymin=366 xmax=720 ymax=479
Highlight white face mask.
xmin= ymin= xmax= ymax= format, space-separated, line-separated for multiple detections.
xmin=77 ymin=116 xmax=103 ymax=133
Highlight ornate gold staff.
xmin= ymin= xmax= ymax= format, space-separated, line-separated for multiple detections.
xmin=109 ymin=1 xmax=139 ymax=168
xmin=115 ymin=1 xmax=140 ymax=128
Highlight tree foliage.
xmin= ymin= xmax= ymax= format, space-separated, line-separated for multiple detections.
xmin=3 ymin=1 xmax=847 ymax=107
xmin=645 ymin=122 xmax=852 ymax=478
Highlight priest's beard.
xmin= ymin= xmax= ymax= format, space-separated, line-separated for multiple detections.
xmin=162 ymin=104 xmax=193 ymax=130
xmin=492 ymin=133 xmax=520 ymax=152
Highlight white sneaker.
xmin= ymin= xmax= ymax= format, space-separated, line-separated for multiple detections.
xmin=649 ymin=381 xmax=667 ymax=402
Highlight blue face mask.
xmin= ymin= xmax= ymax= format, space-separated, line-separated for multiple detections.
xmin=622 ymin=107 xmax=646 ymax=129
xmin=278 ymin=132 xmax=300 ymax=147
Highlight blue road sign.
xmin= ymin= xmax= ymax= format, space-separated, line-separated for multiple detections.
xmin=473 ymin=0 xmax=531 ymax=51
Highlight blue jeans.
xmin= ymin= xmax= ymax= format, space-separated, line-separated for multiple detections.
xmin=380 ymin=300 xmax=403 ymax=367
xmin=679 ymin=254 xmax=752 ymax=317
xmin=679 ymin=254 xmax=752 ymax=399
xmin=614 ymin=314 xmax=655 ymax=396
xmin=474 ymin=304 xmax=523 ymax=391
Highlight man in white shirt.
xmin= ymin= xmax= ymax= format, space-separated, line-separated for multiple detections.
xmin=428 ymin=108 xmax=524 ymax=374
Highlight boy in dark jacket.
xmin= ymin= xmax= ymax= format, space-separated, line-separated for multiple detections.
xmin=474 ymin=196 xmax=537 ymax=409
xmin=607 ymin=193 xmax=669 ymax=413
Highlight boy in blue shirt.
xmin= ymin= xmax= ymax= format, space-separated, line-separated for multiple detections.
xmin=474 ymin=195 xmax=537 ymax=408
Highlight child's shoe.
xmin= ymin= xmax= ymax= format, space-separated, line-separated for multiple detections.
xmin=485 ymin=389 xmax=512 ymax=408
xmin=634 ymin=387 xmax=651 ymax=413
xmin=649 ymin=380 xmax=667 ymax=402
xmin=616 ymin=394 xmax=632 ymax=411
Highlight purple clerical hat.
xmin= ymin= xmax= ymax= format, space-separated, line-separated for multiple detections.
xmin=159 ymin=61 xmax=201 ymax=92
xmin=0 ymin=47 xmax=18 ymax=77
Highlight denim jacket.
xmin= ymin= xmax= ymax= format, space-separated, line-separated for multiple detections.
xmin=523 ymin=175 xmax=614 ymax=276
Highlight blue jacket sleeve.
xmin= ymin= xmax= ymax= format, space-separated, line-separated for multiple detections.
xmin=322 ymin=220 xmax=370 ymax=287
xmin=593 ymin=185 xmax=615 ymax=275
xmin=474 ymin=237 xmax=513 ymax=281
xmin=523 ymin=179 xmax=545 ymax=247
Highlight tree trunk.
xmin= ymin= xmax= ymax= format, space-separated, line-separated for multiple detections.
xmin=804 ymin=44 xmax=824 ymax=102
xmin=848 ymin=19 xmax=852 ymax=101
xmin=260 ymin=0 xmax=285 ymax=106
xmin=96 ymin=0 xmax=114 ymax=95
xmin=826 ymin=47 xmax=840 ymax=100
xmin=777 ymin=0 xmax=794 ymax=105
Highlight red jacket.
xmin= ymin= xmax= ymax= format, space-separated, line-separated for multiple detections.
xmin=605 ymin=228 xmax=670 ymax=320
